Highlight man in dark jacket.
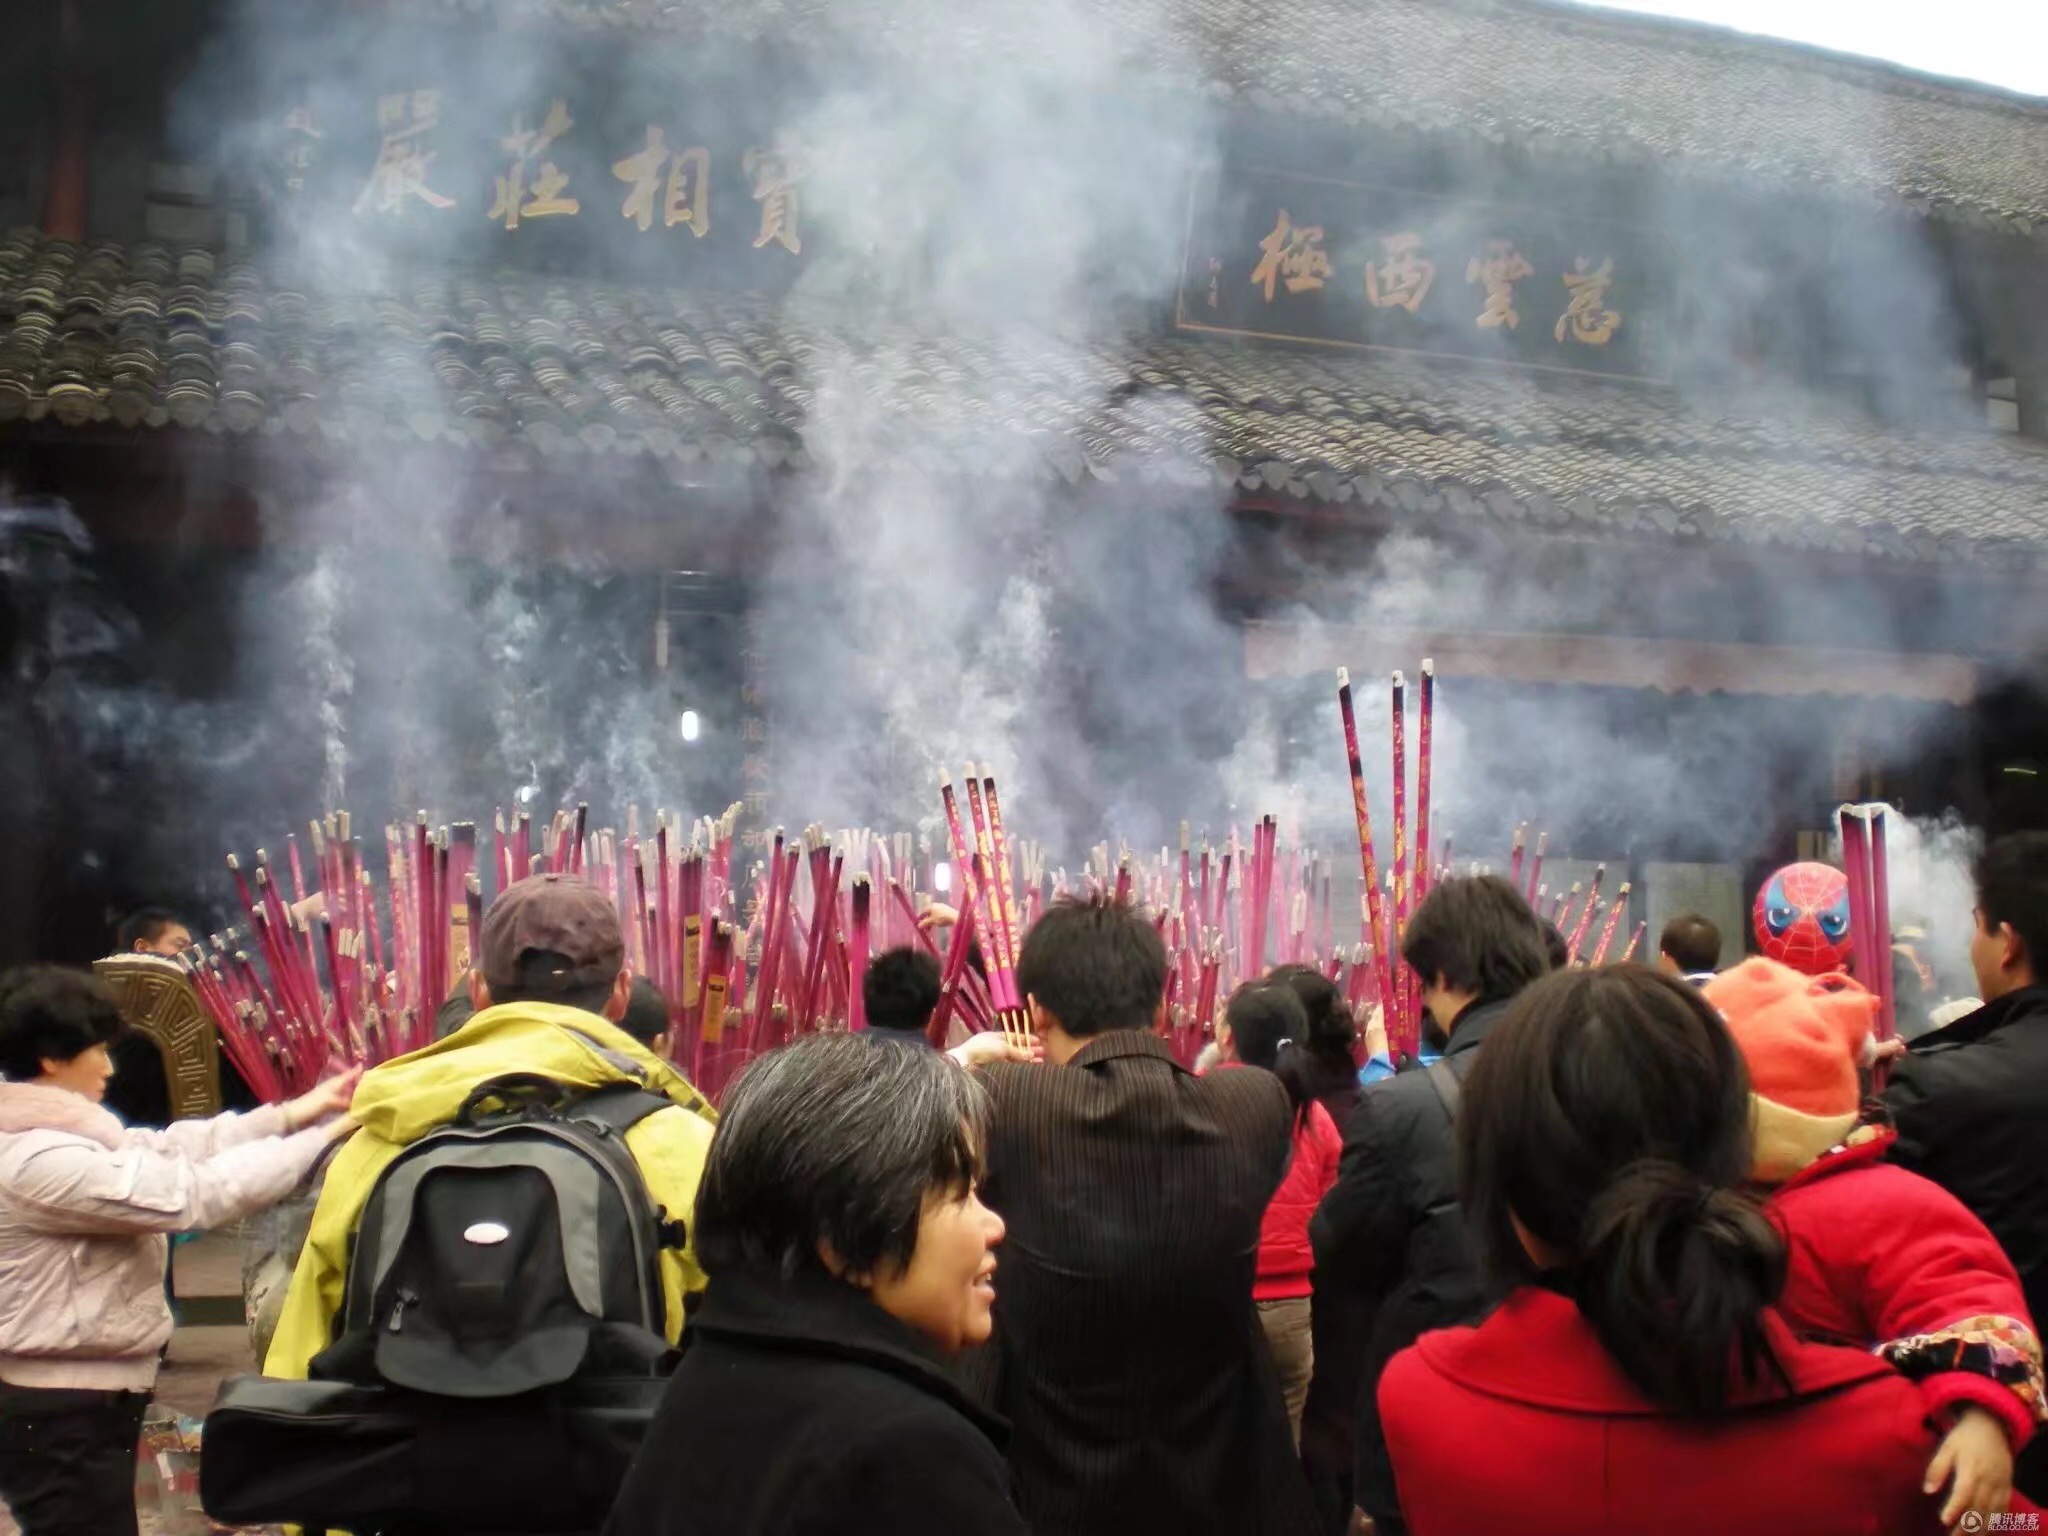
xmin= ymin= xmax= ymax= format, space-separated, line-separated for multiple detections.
xmin=975 ymin=895 xmax=1316 ymax=1536
xmin=1885 ymin=831 xmax=2048 ymax=1502
xmin=1309 ymin=874 xmax=1550 ymax=1536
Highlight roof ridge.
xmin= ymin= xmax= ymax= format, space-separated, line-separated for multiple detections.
xmin=1463 ymin=0 xmax=2048 ymax=119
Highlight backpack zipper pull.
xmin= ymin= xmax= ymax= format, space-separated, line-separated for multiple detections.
xmin=388 ymin=1288 xmax=420 ymax=1334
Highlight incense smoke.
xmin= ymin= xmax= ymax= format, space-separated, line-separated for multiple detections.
xmin=5 ymin=0 xmax=2032 ymax=958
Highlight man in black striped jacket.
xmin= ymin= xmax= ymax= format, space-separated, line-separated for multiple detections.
xmin=971 ymin=894 xmax=1318 ymax=1536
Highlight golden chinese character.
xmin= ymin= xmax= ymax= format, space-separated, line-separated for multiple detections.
xmin=1555 ymin=256 xmax=1622 ymax=346
xmin=354 ymin=90 xmax=456 ymax=217
xmin=1364 ymin=232 xmax=1435 ymax=313
xmin=284 ymin=105 xmax=321 ymax=139
xmin=1250 ymin=210 xmax=1332 ymax=302
xmin=612 ymin=126 xmax=710 ymax=237
xmin=742 ymin=757 xmax=771 ymax=786
xmin=488 ymin=98 xmax=581 ymax=231
xmin=743 ymin=136 xmax=803 ymax=254
xmin=1466 ymin=240 xmax=1534 ymax=330
xmin=741 ymin=719 xmax=767 ymax=745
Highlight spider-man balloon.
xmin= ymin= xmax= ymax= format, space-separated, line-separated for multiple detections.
xmin=1753 ymin=862 xmax=1853 ymax=976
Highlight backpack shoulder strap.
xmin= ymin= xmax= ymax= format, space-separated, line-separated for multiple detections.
xmin=564 ymin=1085 xmax=691 ymax=1252
xmin=1424 ymin=1058 xmax=1462 ymax=1125
xmin=567 ymin=1082 xmax=675 ymax=1139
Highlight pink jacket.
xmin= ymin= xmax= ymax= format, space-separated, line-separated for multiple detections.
xmin=0 ymin=1083 xmax=333 ymax=1391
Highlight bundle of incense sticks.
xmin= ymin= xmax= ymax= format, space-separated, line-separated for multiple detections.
xmin=194 ymin=759 xmax=1417 ymax=1103
xmin=1500 ymin=824 xmax=1648 ymax=970
xmin=1837 ymin=802 xmax=1897 ymax=1053
xmin=1331 ymin=662 xmax=1436 ymax=1062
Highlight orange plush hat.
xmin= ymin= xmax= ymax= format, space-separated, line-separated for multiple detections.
xmin=1702 ymin=957 xmax=1881 ymax=1183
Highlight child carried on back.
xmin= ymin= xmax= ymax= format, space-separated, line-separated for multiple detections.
xmin=1706 ymin=959 xmax=2046 ymax=1528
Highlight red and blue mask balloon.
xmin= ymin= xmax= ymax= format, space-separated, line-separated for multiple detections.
xmin=1753 ymin=862 xmax=1853 ymax=976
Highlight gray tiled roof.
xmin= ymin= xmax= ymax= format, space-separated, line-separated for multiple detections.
xmin=2 ymin=232 xmax=2045 ymax=566
xmin=388 ymin=0 xmax=2048 ymax=229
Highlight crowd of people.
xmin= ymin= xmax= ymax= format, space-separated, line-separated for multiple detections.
xmin=0 ymin=834 xmax=2046 ymax=1535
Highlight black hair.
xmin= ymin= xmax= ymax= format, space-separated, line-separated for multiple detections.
xmin=1400 ymin=875 xmax=1550 ymax=1003
xmin=1225 ymin=983 xmax=1315 ymax=1128
xmin=617 ymin=977 xmax=672 ymax=1048
xmin=1659 ymin=913 xmax=1722 ymax=976
xmin=0 ymin=965 xmax=127 ymax=1081
xmin=433 ymin=987 xmax=475 ymax=1040
xmin=1015 ymin=894 xmax=1167 ymax=1039
xmin=1458 ymin=965 xmax=1788 ymax=1417
xmin=1540 ymin=920 xmax=1571 ymax=971
xmin=116 ymin=907 xmax=185 ymax=953
xmin=864 ymin=946 xmax=942 ymax=1035
xmin=1264 ymin=964 xmax=1357 ymax=1063
xmin=488 ymin=948 xmax=617 ymax=1016
xmin=695 ymin=1033 xmax=988 ymax=1282
xmin=1975 ymin=832 xmax=2048 ymax=983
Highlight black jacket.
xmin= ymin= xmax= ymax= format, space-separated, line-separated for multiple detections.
xmin=1885 ymin=986 xmax=2048 ymax=1324
xmin=1308 ymin=997 xmax=1511 ymax=1530
xmin=1885 ymin=982 xmax=2048 ymax=1506
xmin=603 ymin=1266 xmax=1028 ymax=1536
xmin=974 ymin=1031 xmax=1318 ymax=1536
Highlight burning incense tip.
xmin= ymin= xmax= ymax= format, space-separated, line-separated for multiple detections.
xmin=1421 ymin=657 xmax=1436 ymax=677
xmin=1336 ymin=667 xmax=1351 ymax=689
xmin=1391 ymin=670 xmax=1405 ymax=688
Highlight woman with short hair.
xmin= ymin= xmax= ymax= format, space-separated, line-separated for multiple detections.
xmin=1377 ymin=965 xmax=1952 ymax=1535
xmin=604 ymin=1032 xmax=1027 ymax=1536
xmin=0 ymin=965 xmax=357 ymax=1536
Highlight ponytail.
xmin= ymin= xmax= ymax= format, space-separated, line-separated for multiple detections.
xmin=1457 ymin=965 xmax=1793 ymax=1419
xmin=1569 ymin=1160 xmax=1787 ymax=1415
xmin=1223 ymin=984 xmax=1315 ymax=1128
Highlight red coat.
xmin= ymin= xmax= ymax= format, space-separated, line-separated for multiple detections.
xmin=1380 ymin=1287 xmax=1943 ymax=1536
xmin=1770 ymin=1127 xmax=2045 ymax=1452
xmin=1255 ymin=1097 xmax=1340 ymax=1300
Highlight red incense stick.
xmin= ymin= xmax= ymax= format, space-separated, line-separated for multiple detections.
xmin=1336 ymin=670 xmax=1398 ymax=1047
xmin=1414 ymin=659 xmax=1434 ymax=911
xmin=1589 ymin=882 xmax=1632 ymax=967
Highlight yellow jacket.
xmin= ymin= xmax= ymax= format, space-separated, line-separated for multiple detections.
xmin=263 ymin=1001 xmax=717 ymax=1381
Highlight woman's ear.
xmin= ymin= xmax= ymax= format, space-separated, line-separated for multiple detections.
xmin=815 ymin=1238 xmax=871 ymax=1288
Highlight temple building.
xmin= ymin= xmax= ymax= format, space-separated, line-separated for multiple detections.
xmin=0 ymin=0 xmax=2043 ymax=959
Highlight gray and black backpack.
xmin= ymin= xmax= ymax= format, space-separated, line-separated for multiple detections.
xmin=310 ymin=1070 xmax=687 ymax=1397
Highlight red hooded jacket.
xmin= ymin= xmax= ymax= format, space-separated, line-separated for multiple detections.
xmin=1381 ymin=1286 xmax=1945 ymax=1536
xmin=1769 ymin=1126 xmax=2045 ymax=1452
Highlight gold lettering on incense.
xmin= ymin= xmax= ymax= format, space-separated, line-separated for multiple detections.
xmin=1250 ymin=210 xmax=1332 ymax=301
xmin=488 ymin=98 xmax=581 ymax=230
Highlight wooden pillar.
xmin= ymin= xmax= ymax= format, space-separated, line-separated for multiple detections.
xmin=40 ymin=0 xmax=90 ymax=242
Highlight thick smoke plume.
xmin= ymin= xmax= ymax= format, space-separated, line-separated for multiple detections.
xmin=5 ymin=0 xmax=2030 ymax=956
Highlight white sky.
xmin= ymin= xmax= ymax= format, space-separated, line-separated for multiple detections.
xmin=1568 ymin=0 xmax=2048 ymax=97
